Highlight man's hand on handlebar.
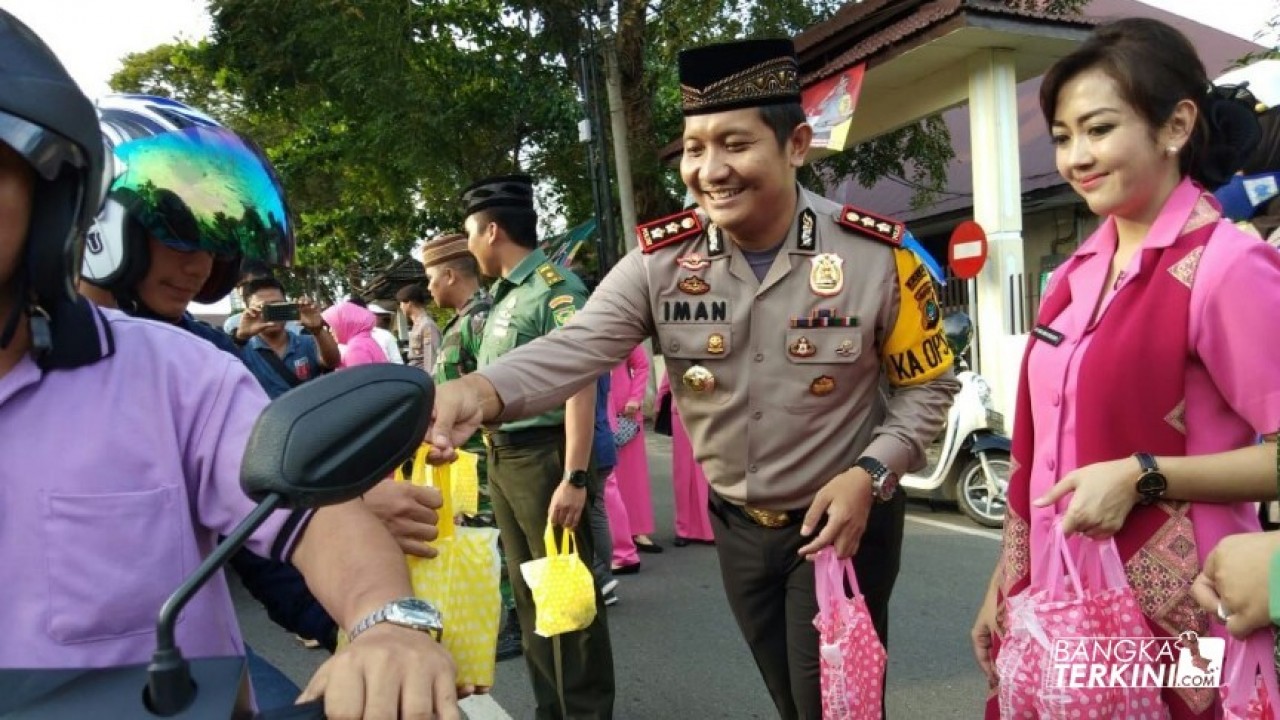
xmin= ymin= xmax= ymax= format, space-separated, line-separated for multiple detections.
xmin=298 ymin=623 xmax=475 ymax=720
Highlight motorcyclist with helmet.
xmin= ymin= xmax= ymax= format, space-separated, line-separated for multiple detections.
xmin=73 ymin=92 xmax=347 ymax=708
xmin=0 ymin=10 xmax=462 ymax=719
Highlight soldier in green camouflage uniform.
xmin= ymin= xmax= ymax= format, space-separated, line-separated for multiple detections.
xmin=421 ymin=232 xmax=520 ymax=660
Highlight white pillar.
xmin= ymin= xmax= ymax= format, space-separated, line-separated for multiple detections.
xmin=967 ymin=48 xmax=1026 ymax=420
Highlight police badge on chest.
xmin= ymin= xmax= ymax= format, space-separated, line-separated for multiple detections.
xmin=809 ymin=253 xmax=844 ymax=297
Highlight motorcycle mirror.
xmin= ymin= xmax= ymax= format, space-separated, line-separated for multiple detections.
xmin=942 ymin=311 xmax=974 ymax=358
xmin=240 ymin=364 xmax=434 ymax=508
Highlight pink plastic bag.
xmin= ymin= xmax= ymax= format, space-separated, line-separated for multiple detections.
xmin=812 ymin=547 xmax=885 ymax=720
xmin=997 ymin=523 xmax=1167 ymax=719
xmin=1221 ymin=633 xmax=1280 ymax=720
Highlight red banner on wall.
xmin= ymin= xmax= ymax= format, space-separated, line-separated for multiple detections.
xmin=802 ymin=64 xmax=866 ymax=155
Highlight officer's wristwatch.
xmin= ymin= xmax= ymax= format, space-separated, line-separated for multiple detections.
xmin=1133 ymin=453 xmax=1167 ymax=506
xmin=348 ymin=597 xmax=443 ymax=644
xmin=564 ymin=469 xmax=590 ymax=488
xmin=854 ymin=456 xmax=898 ymax=503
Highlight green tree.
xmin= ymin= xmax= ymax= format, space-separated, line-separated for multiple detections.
xmin=112 ymin=0 xmax=1090 ymax=291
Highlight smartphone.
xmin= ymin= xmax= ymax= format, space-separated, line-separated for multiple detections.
xmin=262 ymin=302 xmax=300 ymax=323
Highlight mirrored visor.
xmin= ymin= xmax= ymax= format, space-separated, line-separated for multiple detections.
xmin=0 ymin=110 xmax=88 ymax=182
xmin=109 ymin=126 xmax=294 ymax=265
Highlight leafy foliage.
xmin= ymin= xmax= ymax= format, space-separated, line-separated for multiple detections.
xmin=111 ymin=0 xmax=1092 ymax=292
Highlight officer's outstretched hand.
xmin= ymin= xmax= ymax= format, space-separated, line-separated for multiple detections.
xmin=426 ymin=376 xmax=491 ymax=464
xmin=798 ymin=467 xmax=874 ymax=559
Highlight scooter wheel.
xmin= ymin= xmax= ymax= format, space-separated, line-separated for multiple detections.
xmin=957 ymin=452 xmax=1010 ymax=528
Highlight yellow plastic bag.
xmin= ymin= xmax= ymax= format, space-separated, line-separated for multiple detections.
xmin=398 ymin=445 xmax=502 ymax=686
xmin=449 ymin=450 xmax=480 ymax=518
xmin=519 ymin=525 xmax=597 ymax=638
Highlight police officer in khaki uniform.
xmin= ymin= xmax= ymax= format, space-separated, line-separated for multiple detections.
xmin=460 ymin=174 xmax=614 ymax=719
xmin=429 ymin=41 xmax=957 ymax=719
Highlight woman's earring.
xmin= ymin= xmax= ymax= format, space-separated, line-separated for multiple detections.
xmin=1167 ymin=145 xmax=1179 ymax=156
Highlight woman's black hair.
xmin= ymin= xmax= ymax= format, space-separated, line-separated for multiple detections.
xmin=1040 ymin=17 xmax=1260 ymax=190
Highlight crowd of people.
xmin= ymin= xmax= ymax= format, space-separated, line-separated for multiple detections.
xmin=7 ymin=4 xmax=1280 ymax=719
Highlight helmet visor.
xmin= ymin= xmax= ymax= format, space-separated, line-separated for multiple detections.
xmin=109 ymin=126 xmax=294 ymax=266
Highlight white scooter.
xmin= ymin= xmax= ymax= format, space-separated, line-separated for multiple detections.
xmin=900 ymin=313 xmax=1011 ymax=528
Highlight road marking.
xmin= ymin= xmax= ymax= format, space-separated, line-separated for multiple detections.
xmin=906 ymin=514 xmax=1002 ymax=541
xmin=461 ymin=694 xmax=513 ymax=720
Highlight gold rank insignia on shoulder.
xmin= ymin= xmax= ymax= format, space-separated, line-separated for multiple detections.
xmin=537 ymin=263 xmax=565 ymax=286
xmin=638 ymin=209 xmax=703 ymax=254
xmin=835 ymin=204 xmax=904 ymax=246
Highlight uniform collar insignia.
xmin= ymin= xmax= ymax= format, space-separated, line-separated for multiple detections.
xmin=797 ymin=208 xmax=817 ymax=252
xmin=707 ymin=224 xmax=725 ymax=256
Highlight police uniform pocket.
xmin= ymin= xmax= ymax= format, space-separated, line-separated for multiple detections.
xmin=784 ymin=328 xmax=862 ymax=364
xmin=658 ymin=323 xmax=732 ymax=407
xmin=43 ymin=486 xmax=185 ymax=644
xmin=659 ymin=324 xmax=731 ymax=359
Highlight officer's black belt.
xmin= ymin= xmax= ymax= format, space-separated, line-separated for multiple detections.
xmin=484 ymin=425 xmax=564 ymax=449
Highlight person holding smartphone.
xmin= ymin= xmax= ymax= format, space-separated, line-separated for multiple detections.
xmin=233 ymin=277 xmax=340 ymax=398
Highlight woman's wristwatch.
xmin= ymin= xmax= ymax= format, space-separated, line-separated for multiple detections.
xmin=1133 ymin=453 xmax=1167 ymax=505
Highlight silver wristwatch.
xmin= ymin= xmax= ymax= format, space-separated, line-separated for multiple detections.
xmin=348 ymin=597 xmax=443 ymax=644
xmin=854 ymin=456 xmax=898 ymax=503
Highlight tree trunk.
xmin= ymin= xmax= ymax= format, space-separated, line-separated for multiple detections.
xmin=617 ymin=0 xmax=679 ymax=224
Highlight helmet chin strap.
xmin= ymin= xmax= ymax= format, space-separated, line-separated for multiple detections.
xmin=0 ymin=274 xmax=52 ymax=357
xmin=112 ymin=286 xmax=182 ymax=325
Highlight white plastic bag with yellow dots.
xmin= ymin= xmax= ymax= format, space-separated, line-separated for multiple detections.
xmin=399 ymin=445 xmax=501 ymax=686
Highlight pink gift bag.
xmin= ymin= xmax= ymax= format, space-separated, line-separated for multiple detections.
xmin=812 ymin=547 xmax=886 ymax=720
xmin=997 ymin=523 xmax=1166 ymax=719
xmin=1221 ymin=633 xmax=1280 ymax=720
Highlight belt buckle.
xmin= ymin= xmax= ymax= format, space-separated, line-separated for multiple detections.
xmin=742 ymin=505 xmax=791 ymax=529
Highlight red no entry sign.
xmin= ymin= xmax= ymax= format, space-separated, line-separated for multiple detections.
xmin=949 ymin=220 xmax=988 ymax=280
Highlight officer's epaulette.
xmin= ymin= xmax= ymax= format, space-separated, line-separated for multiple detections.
xmin=536 ymin=263 xmax=564 ymax=286
xmin=835 ymin=204 xmax=904 ymax=246
xmin=637 ymin=209 xmax=703 ymax=254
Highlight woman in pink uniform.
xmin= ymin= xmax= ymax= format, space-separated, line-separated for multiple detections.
xmin=608 ymin=344 xmax=661 ymax=553
xmin=970 ymin=18 xmax=1280 ymax=719
xmin=657 ymin=373 xmax=714 ymax=546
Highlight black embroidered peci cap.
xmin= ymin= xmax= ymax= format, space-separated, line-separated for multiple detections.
xmin=679 ymin=38 xmax=801 ymax=116
xmin=461 ymin=173 xmax=535 ymax=217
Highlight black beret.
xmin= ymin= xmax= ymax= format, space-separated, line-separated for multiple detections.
xmin=461 ymin=173 xmax=535 ymax=217
xmin=679 ymin=38 xmax=801 ymax=116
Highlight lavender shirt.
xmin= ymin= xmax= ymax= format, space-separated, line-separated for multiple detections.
xmin=0 ymin=309 xmax=309 ymax=668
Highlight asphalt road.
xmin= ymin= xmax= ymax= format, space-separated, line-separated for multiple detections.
xmin=235 ymin=433 xmax=1001 ymax=719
